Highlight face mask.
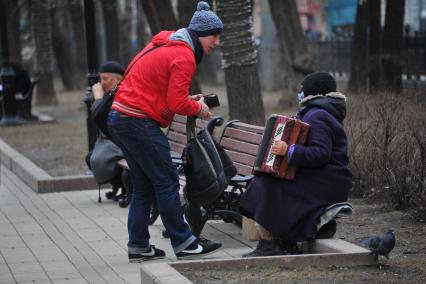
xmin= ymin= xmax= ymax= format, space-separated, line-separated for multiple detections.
xmin=297 ymin=90 xmax=304 ymax=102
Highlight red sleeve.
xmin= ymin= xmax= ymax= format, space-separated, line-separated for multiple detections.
xmin=166 ymin=55 xmax=201 ymax=116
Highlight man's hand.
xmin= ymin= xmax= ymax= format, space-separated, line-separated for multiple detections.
xmin=196 ymin=97 xmax=212 ymax=120
xmin=270 ymin=141 xmax=288 ymax=156
xmin=189 ymin=94 xmax=202 ymax=101
xmin=92 ymin=82 xmax=104 ymax=100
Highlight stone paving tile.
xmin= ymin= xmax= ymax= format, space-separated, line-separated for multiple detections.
xmin=0 ymin=252 xmax=5 ymax=265
xmin=65 ymin=218 xmax=99 ymax=230
xmin=52 ymin=278 xmax=88 ymax=284
xmin=0 ymin=235 xmax=27 ymax=249
xmin=1 ymin=164 xmax=256 ymax=284
xmin=13 ymin=222 xmax=45 ymax=235
xmin=1 ymin=247 xmax=37 ymax=264
xmin=0 ymin=264 xmax=15 ymax=284
xmin=30 ymin=246 xmax=69 ymax=263
xmin=39 ymin=260 xmax=82 ymax=281
xmin=87 ymin=240 xmax=126 ymax=257
xmin=0 ymin=223 xmax=18 ymax=235
xmin=21 ymin=233 xmax=57 ymax=248
xmin=8 ymin=262 xmax=50 ymax=283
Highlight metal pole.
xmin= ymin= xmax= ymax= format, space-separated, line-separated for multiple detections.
xmin=0 ymin=0 xmax=21 ymax=126
xmin=83 ymin=0 xmax=99 ymax=152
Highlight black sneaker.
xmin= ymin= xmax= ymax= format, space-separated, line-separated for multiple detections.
xmin=128 ymin=245 xmax=166 ymax=263
xmin=175 ymin=238 xmax=222 ymax=259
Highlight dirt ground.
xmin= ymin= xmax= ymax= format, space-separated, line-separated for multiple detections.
xmin=1 ymin=84 xmax=425 ymax=283
xmin=178 ymin=198 xmax=426 ymax=283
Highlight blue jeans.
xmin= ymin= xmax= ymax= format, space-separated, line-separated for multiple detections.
xmin=107 ymin=110 xmax=195 ymax=254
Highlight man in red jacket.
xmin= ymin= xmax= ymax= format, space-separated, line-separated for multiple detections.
xmin=108 ymin=1 xmax=223 ymax=262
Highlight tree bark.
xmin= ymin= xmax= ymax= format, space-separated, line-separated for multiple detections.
xmin=348 ymin=1 xmax=368 ymax=94
xmin=31 ymin=0 xmax=57 ymax=105
xmin=101 ymin=0 xmax=120 ymax=62
xmin=139 ymin=0 xmax=178 ymax=35
xmin=380 ymin=0 xmax=405 ymax=93
xmin=368 ymin=0 xmax=382 ymax=93
xmin=4 ymin=1 xmax=23 ymax=64
xmin=217 ymin=0 xmax=265 ymax=125
xmin=268 ymin=0 xmax=314 ymax=107
xmin=67 ymin=0 xmax=87 ymax=83
xmin=136 ymin=0 xmax=147 ymax=50
xmin=119 ymin=0 xmax=133 ymax=66
xmin=51 ymin=0 xmax=79 ymax=90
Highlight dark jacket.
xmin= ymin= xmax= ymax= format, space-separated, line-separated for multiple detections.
xmin=239 ymin=92 xmax=353 ymax=242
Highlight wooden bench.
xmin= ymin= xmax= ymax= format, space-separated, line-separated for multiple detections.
xmin=186 ymin=120 xmax=265 ymax=232
xmin=167 ymin=114 xmax=223 ymax=166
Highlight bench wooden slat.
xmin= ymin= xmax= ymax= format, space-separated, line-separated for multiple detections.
xmin=227 ymin=122 xmax=264 ymax=134
xmin=169 ymin=142 xmax=185 ymax=155
xmin=220 ymin=138 xmax=260 ymax=156
xmin=167 ymin=131 xmax=187 ymax=145
xmin=168 ymin=122 xmax=187 ymax=134
xmin=223 ymin=127 xmax=263 ymax=144
xmin=225 ymin=150 xmax=257 ymax=167
xmin=234 ymin=162 xmax=254 ymax=176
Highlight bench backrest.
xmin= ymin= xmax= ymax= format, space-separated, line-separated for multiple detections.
xmin=218 ymin=120 xmax=265 ymax=176
xmin=167 ymin=114 xmax=223 ymax=156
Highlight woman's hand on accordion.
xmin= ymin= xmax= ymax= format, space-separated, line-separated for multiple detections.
xmin=271 ymin=141 xmax=289 ymax=156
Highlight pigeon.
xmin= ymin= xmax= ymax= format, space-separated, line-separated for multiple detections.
xmin=358 ymin=229 xmax=396 ymax=259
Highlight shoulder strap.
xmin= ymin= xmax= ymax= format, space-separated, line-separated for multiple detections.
xmin=110 ymin=43 xmax=166 ymax=91
xmin=123 ymin=43 xmax=166 ymax=78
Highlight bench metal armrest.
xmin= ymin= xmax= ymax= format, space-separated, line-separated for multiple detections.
xmin=206 ymin=115 xmax=224 ymax=134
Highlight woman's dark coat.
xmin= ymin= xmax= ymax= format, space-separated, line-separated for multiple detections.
xmin=239 ymin=92 xmax=353 ymax=242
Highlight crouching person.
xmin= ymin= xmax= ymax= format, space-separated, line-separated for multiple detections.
xmin=239 ymin=72 xmax=353 ymax=257
xmin=87 ymin=61 xmax=126 ymax=199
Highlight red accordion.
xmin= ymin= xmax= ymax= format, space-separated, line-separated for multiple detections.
xmin=253 ymin=115 xmax=310 ymax=180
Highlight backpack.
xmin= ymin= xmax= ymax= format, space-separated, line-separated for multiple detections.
xmin=91 ymin=44 xmax=165 ymax=139
xmin=182 ymin=117 xmax=237 ymax=206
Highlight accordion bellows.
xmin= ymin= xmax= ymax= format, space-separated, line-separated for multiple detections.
xmin=253 ymin=115 xmax=310 ymax=180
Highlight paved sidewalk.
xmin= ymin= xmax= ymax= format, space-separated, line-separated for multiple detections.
xmin=0 ymin=164 xmax=255 ymax=284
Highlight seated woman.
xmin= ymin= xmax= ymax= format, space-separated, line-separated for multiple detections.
xmin=239 ymin=71 xmax=353 ymax=257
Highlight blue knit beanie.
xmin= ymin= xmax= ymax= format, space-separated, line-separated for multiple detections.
xmin=188 ymin=1 xmax=223 ymax=37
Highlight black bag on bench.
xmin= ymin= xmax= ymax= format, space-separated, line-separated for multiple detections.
xmin=182 ymin=117 xmax=236 ymax=206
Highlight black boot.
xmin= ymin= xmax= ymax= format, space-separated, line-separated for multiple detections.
xmin=315 ymin=220 xmax=337 ymax=239
xmin=242 ymin=239 xmax=284 ymax=257
xmin=279 ymin=240 xmax=301 ymax=254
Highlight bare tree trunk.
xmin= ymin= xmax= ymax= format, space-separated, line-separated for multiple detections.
xmin=217 ymin=0 xmax=265 ymax=125
xmin=368 ymin=0 xmax=382 ymax=93
xmin=101 ymin=0 xmax=120 ymax=61
xmin=380 ymin=0 xmax=405 ymax=93
xmin=268 ymin=0 xmax=314 ymax=107
xmin=136 ymin=0 xmax=147 ymax=50
xmin=31 ymin=0 xmax=57 ymax=105
xmin=119 ymin=0 xmax=133 ymax=66
xmin=67 ymin=0 xmax=87 ymax=85
xmin=5 ymin=1 xmax=23 ymax=64
xmin=139 ymin=0 xmax=178 ymax=35
xmin=51 ymin=0 xmax=79 ymax=90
